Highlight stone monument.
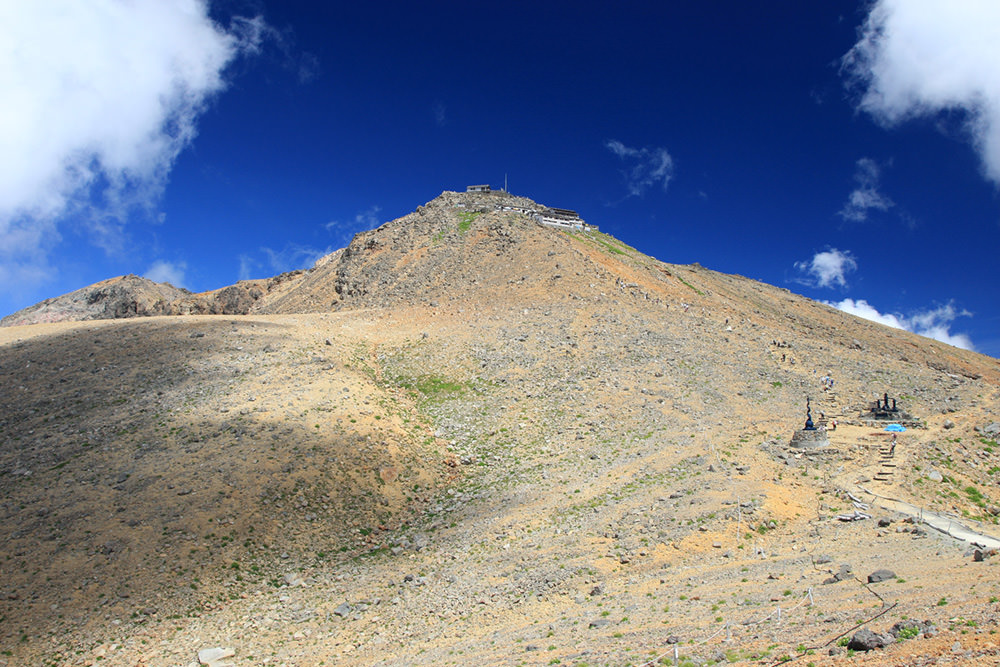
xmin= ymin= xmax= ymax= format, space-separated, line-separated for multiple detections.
xmin=790 ymin=396 xmax=829 ymax=449
xmin=860 ymin=391 xmax=919 ymax=426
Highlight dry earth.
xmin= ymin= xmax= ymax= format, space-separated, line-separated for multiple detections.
xmin=2 ymin=191 xmax=999 ymax=666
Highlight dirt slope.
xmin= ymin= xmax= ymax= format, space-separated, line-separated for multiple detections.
xmin=1 ymin=191 xmax=999 ymax=666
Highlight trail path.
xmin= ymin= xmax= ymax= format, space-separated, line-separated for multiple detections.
xmin=857 ymin=485 xmax=1000 ymax=549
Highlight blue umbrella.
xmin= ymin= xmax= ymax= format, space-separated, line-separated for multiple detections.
xmin=884 ymin=423 xmax=906 ymax=432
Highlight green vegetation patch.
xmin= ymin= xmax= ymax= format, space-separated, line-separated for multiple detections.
xmin=594 ymin=236 xmax=625 ymax=255
xmin=457 ymin=210 xmax=481 ymax=233
xmin=676 ymin=274 xmax=704 ymax=295
xmin=396 ymin=374 xmax=467 ymax=400
xmin=566 ymin=229 xmax=630 ymax=257
xmin=964 ymin=485 xmax=988 ymax=507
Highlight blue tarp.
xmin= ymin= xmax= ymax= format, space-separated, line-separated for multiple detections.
xmin=884 ymin=423 xmax=906 ymax=432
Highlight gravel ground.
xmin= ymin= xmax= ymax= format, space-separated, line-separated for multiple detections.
xmin=1 ymin=192 xmax=998 ymax=666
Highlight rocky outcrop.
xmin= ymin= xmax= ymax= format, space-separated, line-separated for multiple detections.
xmin=0 ymin=274 xmax=190 ymax=326
xmin=0 ymin=271 xmax=309 ymax=326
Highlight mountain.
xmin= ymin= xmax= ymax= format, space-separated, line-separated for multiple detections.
xmin=1 ymin=191 xmax=999 ymax=665
xmin=0 ymin=271 xmax=310 ymax=327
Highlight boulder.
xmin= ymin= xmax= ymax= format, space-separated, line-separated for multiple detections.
xmin=848 ymin=628 xmax=893 ymax=651
xmin=867 ymin=569 xmax=896 ymax=583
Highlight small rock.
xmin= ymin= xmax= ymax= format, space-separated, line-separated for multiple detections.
xmin=867 ymin=569 xmax=896 ymax=583
xmin=589 ymin=619 xmax=610 ymax=628
xmin=333 ymin=603 xmax=352 ymax=617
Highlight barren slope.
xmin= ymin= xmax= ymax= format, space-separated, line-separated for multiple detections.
xmin=1 ymin=191 xmax=999 ymax=666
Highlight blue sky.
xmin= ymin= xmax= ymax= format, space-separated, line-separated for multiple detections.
xmin=2 ymin=1 xmax=999 ymax=357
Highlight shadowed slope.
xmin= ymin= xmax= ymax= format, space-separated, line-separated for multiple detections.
xmin=0 ymin=317 xmax=452 ymax=649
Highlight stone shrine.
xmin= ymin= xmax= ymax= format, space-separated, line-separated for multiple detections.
xmin=790 ymin=396 xmax=829 ymax=449
xmin=860 ymin=391 xmax=920 ymax=427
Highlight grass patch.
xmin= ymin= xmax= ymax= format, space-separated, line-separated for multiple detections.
xmin=457 ymin=210 xmax=481 ymax=233
xmin=566 ymin=229 xmax=630 ymax=257
xmin=395 ymin=374 xmax=466 ymax=400
xmin=964 ymin=485 xmax=986 ymax=506
xmin=676 ymin=274 xmax=704 ymax=295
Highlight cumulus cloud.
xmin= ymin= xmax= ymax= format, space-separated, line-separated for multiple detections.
xmin=144 ymin=260 xmax=187 ymax=288
xmin=843 ymin=0 xmax=1000 ymax=185
xmin=839 ymin=158 xmax=894 ymax=222
xmin=829 ymin=298 xmax=975 ymax=350
xmin=793 ymin=248 xmax=858 ymax=288
xmin=0 ymin=1 xmax=265 ymax=292
xmin=605 ymin=140 xmax=674 ymax=197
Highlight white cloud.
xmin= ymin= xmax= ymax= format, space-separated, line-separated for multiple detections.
xmin=794 ymin=248 xmax=858 ymax=288
xmin=605 ymin=140 xmax=674 ymax=197
xmin=325 ymin=205 xmax=382 ymax=247
xmin=144 ymin=259 xmax=187 ymax=288
xmin=839 ymin=158 xmax=894 ymax=222
xmin=237 ymin=254 xmax=257 ymax=282
xmin=829 ymin=298 xmax=975 ymax=350
xmin=0 ymin=1 xmax=265 ymax=293
xmin=843 ymin=0 xmax=1000 ymax=185
xmin=239 ymin=205 xmax=375 ymax=282
xmin=830 ymin=297 xmax=904 ymax=328
xmin=261 ymin=243 xmax=332 ymax=274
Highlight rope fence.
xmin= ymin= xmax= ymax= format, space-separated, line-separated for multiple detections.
xmin=638 ymin=555 xmax=901 ymax=667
